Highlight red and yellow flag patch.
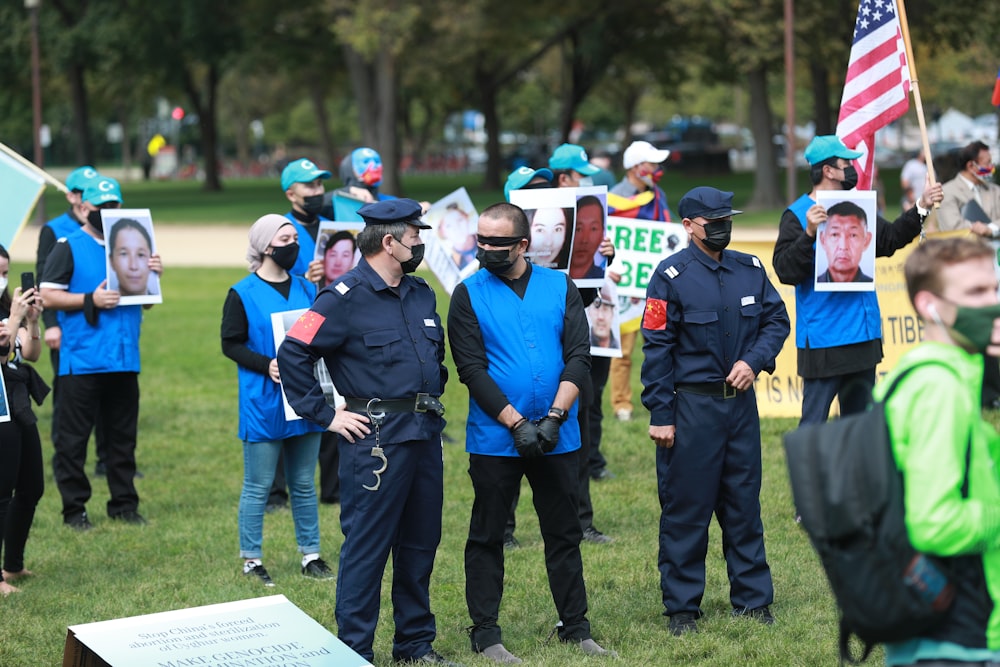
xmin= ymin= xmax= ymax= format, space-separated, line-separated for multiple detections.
xmin=287 ymin=310 xmax=326 ymax=345
xmin=642 ymin=298 xmax=668 ymax=331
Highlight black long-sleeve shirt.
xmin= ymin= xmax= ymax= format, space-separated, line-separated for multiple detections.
xmin=220 ymin=276 xmax=293 ymax=375
xmin=448 ymin=263 xmax=591 ymax=419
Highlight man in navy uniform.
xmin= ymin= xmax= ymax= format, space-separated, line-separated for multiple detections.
xmin=277 ymin=199 xmax=459 ymax=666
xmin=449 ymin=202 xmax=616 ymax=663
xmin=641 ymin=187 xmax=789 ymax=635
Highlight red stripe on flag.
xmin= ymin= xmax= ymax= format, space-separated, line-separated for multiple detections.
xmin=287 ymin=310 xmax=326 ymax=345
xmin=992 ymin=67 xmax=1000 ymax=107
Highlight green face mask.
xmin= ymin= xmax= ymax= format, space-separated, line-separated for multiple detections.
xmin=935 ymin=301 xmax=1000 ymax=353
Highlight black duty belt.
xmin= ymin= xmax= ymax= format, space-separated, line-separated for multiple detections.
xmin=345 ymin=394 xmax=445 ymax=416
xmin=675 ymin=382 xmax=738 ymax=400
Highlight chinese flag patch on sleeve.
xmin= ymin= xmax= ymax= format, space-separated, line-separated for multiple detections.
xmin=287 ymin=310 xmax=326 ymax=345
xmin=642 ymin=298 xmax=668 ymax=331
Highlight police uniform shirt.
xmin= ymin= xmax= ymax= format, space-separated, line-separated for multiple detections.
xmin=641 ymin=244 xmax=790 ymax=426
xmin=277 ymin=257 xmax=447 ymax=445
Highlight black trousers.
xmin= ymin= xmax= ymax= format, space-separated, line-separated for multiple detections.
xmin=53 ymin=373 xmax=139 ymax=519
xmin=466 ymin=451 xmax=591 ymax=651
xmin=0 ymin=417 xmax=44 ymax=573
xmin=50 ymin=348 xmax=108 ymax=467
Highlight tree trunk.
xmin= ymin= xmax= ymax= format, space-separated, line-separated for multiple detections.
xmin=308 ymin=81 xmax=337 ymax=170
xmin=68 ymin=63 xmax=93 ymax=166
xmin=200 ymin=65 xmax=222 ymax=192
xmin=810 ymin=59 xmax=833 ymax=136
xmin=343 ymin=46 xmax=378 ymax=148
xmin=479 ymin=69 xmax=502 ymax=191
xmin=747 ymin=66 xmax=782 ymax=209
xmin=374 ymin=49 xmax=399 ymax=196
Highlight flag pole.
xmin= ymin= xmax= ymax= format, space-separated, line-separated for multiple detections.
xmin=0 ymin=141 xmax=69 ymax=194
xmin=895 ymin=0 xmax=936 ymax=185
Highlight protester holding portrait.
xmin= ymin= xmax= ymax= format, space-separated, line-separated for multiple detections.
xmin=772 ymin=135 xmax=943 ymax=426
xmin=221 ymin=214 xmax=333 ymax=587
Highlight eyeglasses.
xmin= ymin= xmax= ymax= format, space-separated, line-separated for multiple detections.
xmin=590 ymin=298 xmax=616 ymax=311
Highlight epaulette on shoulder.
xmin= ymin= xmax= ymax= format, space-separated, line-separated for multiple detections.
xmin=409 ymin=275 xmax=429 ymax=288
xmin=662 ymin=257 xmax=691 ymax=280
xmin=332 ymin=274 xmax=361 ymax=296
xmin=733 ymin=253 xmax=764 ymax=270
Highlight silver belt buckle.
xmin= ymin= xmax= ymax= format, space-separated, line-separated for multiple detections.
xmin=723 ymin=383 xmax=737 ymax=399
xmin=414 ymin=392 xmax=429 ymax=413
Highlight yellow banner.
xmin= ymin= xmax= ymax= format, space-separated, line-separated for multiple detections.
xmin=734 ymin=236 xmax=941 ymax=418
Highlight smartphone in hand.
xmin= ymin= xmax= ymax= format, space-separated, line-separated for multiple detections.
xmin=21 ymin=272 xmax=35 ymax=302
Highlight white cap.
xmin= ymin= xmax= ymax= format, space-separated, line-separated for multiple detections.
xmin=623 ymin=140 xmax=670 ymax=169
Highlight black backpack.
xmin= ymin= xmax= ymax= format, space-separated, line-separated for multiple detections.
xmin=783 ymin=363 xmax=969 ymax=664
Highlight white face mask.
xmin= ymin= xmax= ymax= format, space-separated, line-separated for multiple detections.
xmin=578 ymin=177 xmax=594 ymax=187
xmin=0 ymin=277 xmax=7 ymax=292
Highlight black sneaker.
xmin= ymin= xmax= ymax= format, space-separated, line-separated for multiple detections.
xmin=394 ymin=649 xmax=464 ymax=665
xmin=582 ymin=526 xmax=614 ymax=544
xmin=732 ymin=605 xmax=775 ymax=625
xmin=65 ymin=512 xmax=93 ymax=531
xmin=502 ymin=534 xmax=520 ymax=550
xmin=668 ymin=611 xmax=699 ymax=636
xmin=265 ymin=499 xmax=288 ymax=514
xmin=302 ymin=558 xmax=335 ymax=580
xmin=591 ymin=468 xmax=616 ymax=481
xmin=94 ymin=461 xmax=107 ymax=477
xmin=110 ymin=510 xmax=147 ymax=525
xmin=243 ymin=561 xmax=275 ymax=587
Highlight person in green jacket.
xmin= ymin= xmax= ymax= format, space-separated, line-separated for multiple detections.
xmin=876 ymin=236 xmax=1000 ymax=665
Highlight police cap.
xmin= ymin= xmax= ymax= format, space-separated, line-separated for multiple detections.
xmin=357 ymin=198 xmax=430 ymax=229
xmin=678 ymin=186 xmax=743 ymax=220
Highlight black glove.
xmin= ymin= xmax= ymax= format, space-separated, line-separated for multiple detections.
xmin=535 ymin=416 xmax=561 ymax=453
xmin=511 ymin=419 xmax=544 ymax=458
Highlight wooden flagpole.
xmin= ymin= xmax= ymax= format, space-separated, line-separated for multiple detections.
xmin=0 ymin=141 xmax=69 ymax=194
xmin=895 ymin=0 xmax=936 ymax=186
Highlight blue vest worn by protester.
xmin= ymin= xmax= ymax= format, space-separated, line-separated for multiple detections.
xmin=790 ymin=194 xmax=882 ymax=350
xmin=283 ymin=212 xmax=330 ymax=278
xmin=232 ymin=273 xmax=322 ymax=443
xmin=463 ymin=265 xmax=581 ymax=457
xmin=57 ymin=229 xmax=143 ymax=376
xmin=46 ymin=211 xmax=81 ymax=240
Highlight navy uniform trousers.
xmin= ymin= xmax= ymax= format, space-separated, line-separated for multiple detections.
xmin=336 ymin=436 xmax=443 ymax=662
xmin=656 ymin=389 xmax=773 ymax=616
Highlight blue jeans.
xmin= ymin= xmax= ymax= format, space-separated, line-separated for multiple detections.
xmin=238 ymin=433 xmax=321 ymax=559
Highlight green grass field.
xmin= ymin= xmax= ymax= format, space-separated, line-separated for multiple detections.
xmin=36 ymin=167 xmax=905 ymax=228
xmin=3 ymin=171 xmax=916 ymax=665
xmin=3 ymin=261 xmax=862 ymax=667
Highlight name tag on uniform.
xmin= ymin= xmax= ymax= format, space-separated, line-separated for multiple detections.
xmin=741 ymin=296 xmax=756 ymax=306
xmin=424 ymin=319 xmax=436 ymax=327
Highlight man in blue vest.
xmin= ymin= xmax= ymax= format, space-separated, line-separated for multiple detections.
xmin=36 ymin=167 xmax=110 ymax=474
xmin=40 ymin=177 xmax=162 ymax=529
xmin=772 ymin=135 xmax=943 ymax=425
xmin=449 ymin=202 xmax=616 ymax=663
xmin=281 ymin=157 xmax=330 ymax=282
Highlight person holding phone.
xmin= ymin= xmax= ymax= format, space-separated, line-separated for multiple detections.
xmin=0 ymin=247 xmax=48 ymax=595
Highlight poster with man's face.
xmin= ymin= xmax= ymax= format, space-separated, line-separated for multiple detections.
xmin=102 ymin=209 xmax=162 ymax=305
xmin=509 ymin=185 xmax=608 ymax=288
xmin=814 ymin=190 xmax=878 ymax=292
xmin=314 ymin=221 xmax=364 ymax=287
xmin=586 ymin=277 xmax=623 ymax=357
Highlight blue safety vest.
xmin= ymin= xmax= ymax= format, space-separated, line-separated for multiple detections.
xmin=790 ymin=194 xmax=882 ymax=350
xmin=463 ymin=265 xmax=580 ymax=457
xmin=283 ymin=212 xmax=330 ymax=278
xmin=231 ymin=273 xmax=322 ymax=443
xmin=57 ymin=229 xmax=143 ymax=375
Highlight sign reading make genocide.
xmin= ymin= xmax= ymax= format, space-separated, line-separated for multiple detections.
xmin=62 ymin=595 xmax=371 ymax=667
xmin=605 ymin=215 xmax=688 ymax=298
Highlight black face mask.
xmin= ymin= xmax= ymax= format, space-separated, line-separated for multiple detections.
xmin=87 ymin=209 xmax=104 ymax=234
xmin=476 ymin=247 xmax=517 ymax=275
xmin=270 ymin=242 xmax=299 ymax=271
xmin=396 ymin=241 xmax=425 ymax=274
xmin=301 ymin=194 xmax=325 ymax=217
xmin=700 ymin=219 xmax=732 ymax=252
xmin=841 ymin=165 xmax=859 ymax=190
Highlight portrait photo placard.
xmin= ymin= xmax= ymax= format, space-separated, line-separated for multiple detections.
xmin=272 ymin=309 xmax=343 ymax=420
xmin=814 ymin=190 xmax=878 ymax=292
xmin=419 ymin=188 xmax=479 ymax=295
xmin=102 ymin=209 xmax=162 ymax=306
xmin=313 ymin=221 xmax=364 ymax=288
xmin=585 ymin=277 xmax=623 ymax=358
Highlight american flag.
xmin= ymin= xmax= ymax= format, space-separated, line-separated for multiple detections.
xmin=835 ymin=0 xmax=910 ymax=190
